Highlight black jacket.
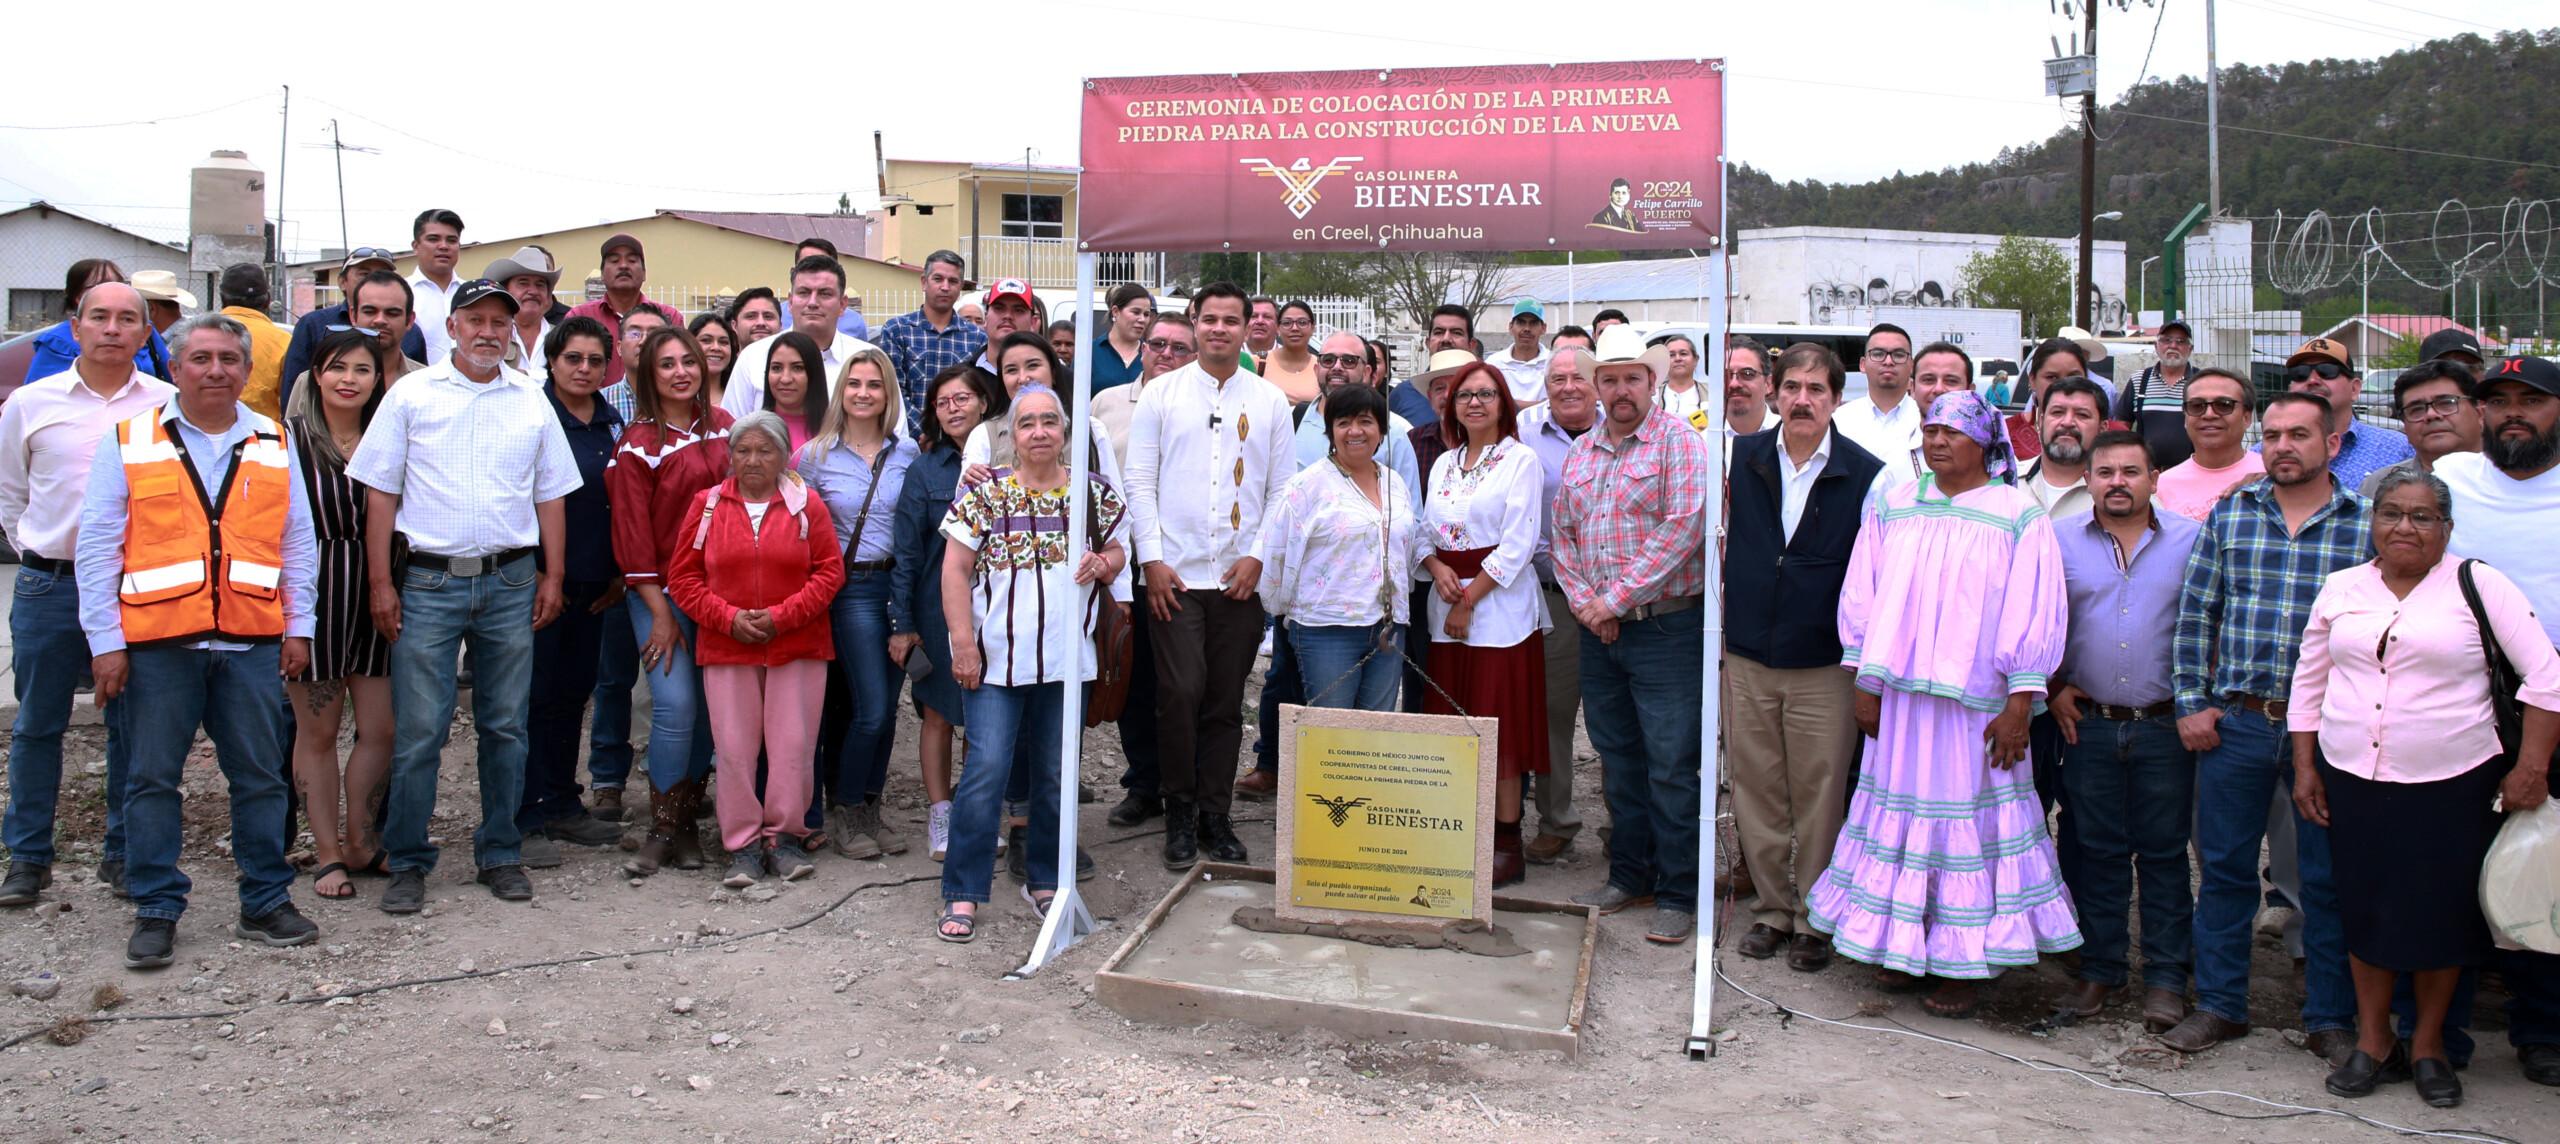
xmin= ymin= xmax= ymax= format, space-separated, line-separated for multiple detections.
xmin=1724 ymin=424 xmax=1886 ymax=670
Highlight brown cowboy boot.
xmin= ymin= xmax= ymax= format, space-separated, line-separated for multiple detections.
xmin=624 ymin=783 xmax=686 ymax=877
xmin=668 ymin=778 xmax=709 ymax=871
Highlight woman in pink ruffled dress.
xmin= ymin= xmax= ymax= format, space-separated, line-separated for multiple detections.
xmin=1809 ymin=391 xmax=2083 ymax=1019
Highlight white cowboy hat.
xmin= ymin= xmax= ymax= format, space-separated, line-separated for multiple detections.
xmin=130 ymin=269 xmax=198 ymax=309
xmin=2057 ymin=325 xmax=2110 ymax=363
xmin=1590 ymin=324 xmax=1672 ymax=378
xmin=484 ymin=245 xmax=563 ymax=287
xmin=1412 ymin=348 xmax=1481 ymax=386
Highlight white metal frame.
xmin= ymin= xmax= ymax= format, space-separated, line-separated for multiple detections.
xmin=1686 ymin=63 xmax=1731 ymax=1060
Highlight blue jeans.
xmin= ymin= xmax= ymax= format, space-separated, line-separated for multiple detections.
xmin=1581 ymin=607 xmax=1705 ymax=913
xmin=627 ymin=593 xmax=715 ymax=790
xmin=1253 ymin=617 xmax=1299 ymax=775
xmin=1116 ymin=600 xmax=1161 ymax=796
xmin=943 ymin=681 xmax=1065 ymax=904
xmin=588 ymin=598 xmax=638 ymax=790
xmin=119 ymin=643 xmax=293 ymax=922
xmin=385 ymin=557 xmax=538 ymax=874
xmin=827 ymin=572 xmax=898 ymax=806
xmin=2192 ymin=704 xmax=2352 ymax=1031
xmin=2059 ymin=712 xmax=2194 ymax=990
xmin=1289 ymin=620 xmax=1402 ymax=711
xmin=520 ymin=579 xmax=611 ymax=831
xmin=6 ymin=565 xmax=131 ymax=867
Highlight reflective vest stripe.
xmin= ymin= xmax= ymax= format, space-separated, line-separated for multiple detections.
xmin=114 ymin=408 xmax=292 ymax=645
xmin=226 ymin=559 xmax=282 ymax=592
xmin=121 ymin=560 xmax=206 ymax=596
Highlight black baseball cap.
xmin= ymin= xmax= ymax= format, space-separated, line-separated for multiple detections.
xmin=2479 ymin=356 xmax=2560 ymax=398
xmin=2419 ymin=327 xmax=2485 ymax=364
xmin=449 ymin=278 xmax=520 ymax=316
xmin=2156 ymin=319 xmax=2194 ymax=340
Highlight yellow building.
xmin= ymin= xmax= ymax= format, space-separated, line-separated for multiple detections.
xmin=292 ymin=210 xmax=926 ymax=321
xmin=872 ymin=158 xmax=1159 ymax=292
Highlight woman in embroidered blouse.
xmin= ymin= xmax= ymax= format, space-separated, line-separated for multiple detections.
xmin=761 ymin=330 xmax=830 ymax=455
xmin=1256 ymin=383 xmax=1419 ymax=713
xmin=2288 ymin=468 xmax=2560 ymax=1107
xmin=608 ymin=326 xmax=733 ymax=878
xmin=1416 ymin=361 xmax=1549 ymax=888
xmin=934 ymin=384 xmax=1128 ymax=942
xmin=797 ymin=347 xmax=919 ymax=860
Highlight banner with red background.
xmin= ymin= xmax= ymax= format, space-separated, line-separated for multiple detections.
xmin=1078 ymin=60 xmax=1723 ymax=254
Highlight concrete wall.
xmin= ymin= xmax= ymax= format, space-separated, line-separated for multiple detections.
xmin=0 ymin=207 xmax=193 ymax=333
xmin=1734 ymin=226 xmax=2129 ymax=333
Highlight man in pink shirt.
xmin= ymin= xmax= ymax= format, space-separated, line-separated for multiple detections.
xmin=2154 ymin=369 xmax=2264 ymax=521
xmin=566 ymin=233 xmax=683 ymax=387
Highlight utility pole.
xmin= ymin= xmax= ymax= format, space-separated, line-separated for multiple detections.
xmin=2076 ymin=0 xmax=2099 ymax=331
xmin=2204 ymin=0 xmax=2222 ymax=215
xmin=274 ymin=86 xmax=289 ymax=301
xmin=331 ymin=119 xmax=351 ymax=253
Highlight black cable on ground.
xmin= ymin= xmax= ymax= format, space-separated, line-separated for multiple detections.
xmin=0 ymin=870 xmax=941 ymax=1051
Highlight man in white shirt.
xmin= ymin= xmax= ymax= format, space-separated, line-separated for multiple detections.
xmin=2435 ymin=355 xmax=2560 ymax=1088
xmin=2021 ymin=377 xmax=2105 ymax=519
xmin=1491 ymin=299 xmax=1551 ymax=406
xmin=487 ymin=246 xmax=562 ymax=380
xmin=0 ymin=283 xmax=173 ymax=908
xmin=1093 ymin=313 xmax=1193 ymax=470
xmin=1099 ymin=313 xmax=1203 ymax=830
xmin=347 ymin=279 xmax=583 ymax=917
xmin=408 ymin=209 xmax=465 ymax=365
xmin=723 ymin=255 xmax=879 ymax=418
xmin=1830 ymin=322 xmax=1921 ymax=474
xmin=1719 ymin=335 xmax=1774 ymax=463
xmin=1126 ymin=282 xmax=1295 ymax=870
xmin=1517 ymin=347 xmax=1603 ymax=863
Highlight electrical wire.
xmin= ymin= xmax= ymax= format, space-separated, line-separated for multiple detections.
xmin=300 ymin=97 xmax=847 ymax=200
xmin=1711 ymin=973 xmax=2529 ymax=1144
xmin=0 ymin=93 xmax=271 ymax=131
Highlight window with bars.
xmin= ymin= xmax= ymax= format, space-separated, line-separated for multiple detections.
xmin=1000 ymin=193 xmax=1064 ymax=240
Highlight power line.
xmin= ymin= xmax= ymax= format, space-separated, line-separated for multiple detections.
xmin=2339 ymin=0 xmax=2509 ymax=34
xmin=0 ymin=92 xmax=271 ymax=131
xmin=303 ymin=97 xmax=846 ymax=200
xmin=2220 ymin=0 xmax=2428 ymax=45
xmin=2106 ymin=107 xmax=2560 ymax=170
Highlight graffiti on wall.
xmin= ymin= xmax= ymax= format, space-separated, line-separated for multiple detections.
xmin=1803 ymin=261 xmax=2126 ymax=331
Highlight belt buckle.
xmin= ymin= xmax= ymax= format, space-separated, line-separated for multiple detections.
xmin=449 ymin=554 xmax=489 ymax=577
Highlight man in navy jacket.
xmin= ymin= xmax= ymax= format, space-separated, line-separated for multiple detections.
xmin=1722 ymin=342 xmax=1887 ymax=973
xmin=279 ymin=249 xmax=429 ymax=391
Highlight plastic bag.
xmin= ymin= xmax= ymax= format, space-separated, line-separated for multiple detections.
xmin=2482 ymin=800 xmax=2560 ymax=954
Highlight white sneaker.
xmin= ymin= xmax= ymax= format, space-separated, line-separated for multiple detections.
xmin=929 ymin=801 xmax=953 ymax=863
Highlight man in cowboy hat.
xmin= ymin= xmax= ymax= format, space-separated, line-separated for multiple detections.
xmin=1391 ymin=305 xmax=1478 ymax=429
xmin=130 ymin=270 xmax=196 ymax=336
xmin=1555 ymin=324 xmax=1713 ymax=945
xmin=486 ymin=246 xmax=565 ymax=379
xmin=282 ymin=248 xmax=428 ymax=388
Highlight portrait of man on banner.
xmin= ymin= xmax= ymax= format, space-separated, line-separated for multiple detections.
xmin=1589 ymin=177 xmax=1640 ymax=233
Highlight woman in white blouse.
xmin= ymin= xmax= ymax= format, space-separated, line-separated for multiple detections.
xmin=1418 ymin=361 xmax=1551 ymax=888
xmin=1256 ymin=384 xmax=1419 ymax=712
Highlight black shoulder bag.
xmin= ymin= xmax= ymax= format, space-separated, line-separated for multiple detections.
xmin=2457 ymin=558 xmax=2526 ymax=760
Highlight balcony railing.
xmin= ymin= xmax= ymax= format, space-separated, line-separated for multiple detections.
xmin=967 ymin=235 xmax=1160 ymax=291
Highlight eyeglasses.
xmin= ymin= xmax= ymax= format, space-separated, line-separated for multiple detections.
xmin=1143 ymin=338 xmax=1196 ymax=355
xmin=1863 ymin=348 xmax=1912 ymax=364
xmin=2398 ymin=395 xmax=2470 ymax=421
xmin=2375 ymin=508 xmax=2448 ymax=530
xmin=1277 ymin=317 xmax=1315 ymax=329
xmin=1453 ymin=389 xmax=1502 ymax=406
xmin=1723 ymin=367 xmax=1765 ymax=382
xmin=2181 ymin=397 xmax=2242 ymax=417
xmin=2287 ymin=362 xmax=2350 ymax=383
xmin=1315 ymin=353 xmax=1366 ymax=368
xmin=2156 ymin=337 xmax=2193 ymax=349
xmin=933 ymin=393 xmax=980 ymax=411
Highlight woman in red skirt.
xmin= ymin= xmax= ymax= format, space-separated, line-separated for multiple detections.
xmin=1418 ymin=362 xmax=1550 ymax=887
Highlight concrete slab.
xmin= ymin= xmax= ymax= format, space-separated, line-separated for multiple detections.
xmin=1096 ymin=863 xmax=1596 ymax=1058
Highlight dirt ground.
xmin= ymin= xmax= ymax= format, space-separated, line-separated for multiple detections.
xmin=1 ymin=676 xmax=2554 ymax=1143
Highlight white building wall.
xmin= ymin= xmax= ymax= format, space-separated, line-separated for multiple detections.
xmin=0 ymin=208 xmax=192 ymax=333
xmin=1733 ymin=226 xmax=2129 ymax=332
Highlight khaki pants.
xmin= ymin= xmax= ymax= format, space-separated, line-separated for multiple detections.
xmin=1530 ymin=584 xmax=1583 ymax=839
xmin=1723 ymin=653 xmax=1856 ymax=932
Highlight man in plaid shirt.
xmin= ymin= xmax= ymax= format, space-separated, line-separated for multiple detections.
xmin=1553 ymin=326 xmax=1711 ymax=944
xmin=874 ymin=251 xmax=986 ymax=427
xmin=2163 ymin=391 xmax=2372 ymax=1064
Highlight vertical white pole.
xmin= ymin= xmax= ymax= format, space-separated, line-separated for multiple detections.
xmin=1014 ymin=249 xmax=1102 ymax=977
xmin=1686 ymin=64 xmax=1731 ymax=1061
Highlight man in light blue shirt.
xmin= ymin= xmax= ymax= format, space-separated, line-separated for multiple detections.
xmin=74 ymin=313 xmax=319 ymax=969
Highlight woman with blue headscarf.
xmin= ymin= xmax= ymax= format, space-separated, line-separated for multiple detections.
xmin=1809 ymin=392 xmax=2081 ymax=1019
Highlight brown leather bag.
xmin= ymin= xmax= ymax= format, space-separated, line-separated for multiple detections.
xmin=1085 ymin=594 xmax=1135 ymax=727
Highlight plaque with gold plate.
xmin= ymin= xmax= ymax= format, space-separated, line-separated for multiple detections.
xmin=1273 ymin=704 xmax=1497 ymax=928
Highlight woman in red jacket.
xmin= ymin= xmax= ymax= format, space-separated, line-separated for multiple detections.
xmin=670 ymin=411 xmax=846 ymax=885
xmin=608 ymin=326 xmax=734 ymax=876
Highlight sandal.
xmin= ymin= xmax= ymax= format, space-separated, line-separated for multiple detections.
xmin=937 ymin=908 xmax=977 ymax=944
xmin=311 ymin=862 xmax=357 ymax=900
xmin=1921 ymin=981 xmax=1981 ymax=1020
xmin=348 ymin=850 xmax=391 ymax=878
xmin=1022 ymin=886 xmax=1056 ymax=918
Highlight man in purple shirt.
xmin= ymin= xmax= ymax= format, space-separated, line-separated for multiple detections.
xmin=565 ymin=233 xmax=684 ymax=388
xmin=2046 ymin=428 xmax=2202 ymax=1034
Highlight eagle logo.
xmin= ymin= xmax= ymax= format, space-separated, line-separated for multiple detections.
xmin=1306 ymin=793 xmax=1371 ymax=828
xmin=1240 ymin=156 xmax=1364 ymax=220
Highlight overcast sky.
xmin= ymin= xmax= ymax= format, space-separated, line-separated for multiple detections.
xmin=0 ymin=0 xmax=2520 ymax=261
